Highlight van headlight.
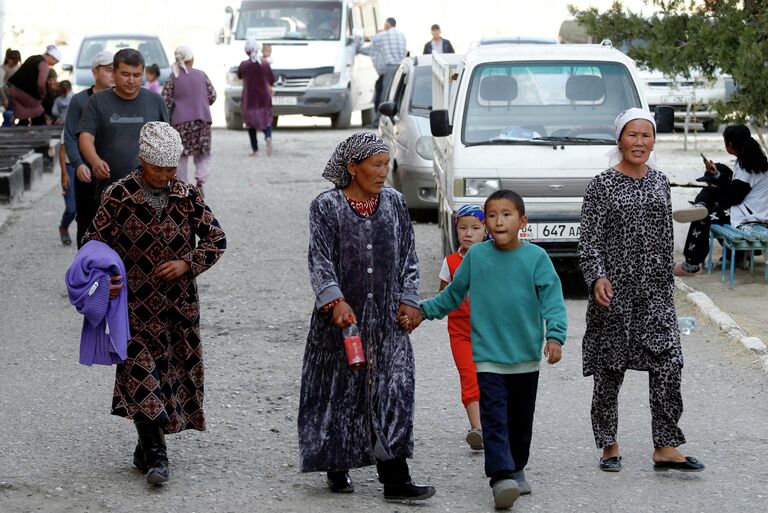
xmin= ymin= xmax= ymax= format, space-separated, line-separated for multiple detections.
xmin=310 ymin=72 xmax=340 ymax=87
xmin=464 ymin=178 xmax=500 ymax=197
xmin=415 ymin=136 xmax=433 ymax=160
xmin=226 ymin=66 xmax=241 ymax=86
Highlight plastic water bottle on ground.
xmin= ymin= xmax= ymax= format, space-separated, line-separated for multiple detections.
xmin=677 ymin=316 xmax=696 ymax=335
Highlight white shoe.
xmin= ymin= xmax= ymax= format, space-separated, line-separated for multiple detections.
xmin=465 ymin=428 xmax=484 ymax=451
xmin=492 ymin=479 xmax=520 ymax=509
xmin=673 ymin=206 xmax=708 ymax=223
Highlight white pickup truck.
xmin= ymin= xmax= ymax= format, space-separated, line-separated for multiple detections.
xmin=430 ymin=44 xmax=650 ymax=257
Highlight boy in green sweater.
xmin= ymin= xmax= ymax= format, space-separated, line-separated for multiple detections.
xmin=411 ymin=190 xmax=567 ymax=510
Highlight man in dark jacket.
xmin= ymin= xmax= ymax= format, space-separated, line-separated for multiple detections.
xmin=422 ymin=24 xmax=455 ymax=54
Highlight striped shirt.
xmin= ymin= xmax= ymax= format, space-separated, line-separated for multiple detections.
xmin=358 ymin=28 xmax=407 ymax=75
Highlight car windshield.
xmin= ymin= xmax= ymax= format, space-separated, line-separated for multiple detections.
xmin=76 ymin=37 xmax=168 ymax=68
xmin=462 ymin=61 xmax=641 ymax=145
xmin=235 ymin=1 xmax=343 ymax=41
xmin=409 ymin=66 xmax=432 ymax=116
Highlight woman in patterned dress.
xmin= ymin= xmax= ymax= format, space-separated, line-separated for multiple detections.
xmin=578 ymin=109 xmax=704 ymax=473
xmin=161 ymin=46 xmax=217 ymax=193
xmin=298 ymin=132 xmax=435 ymax=501
xmin=84 ymin=122 xmax=226 ymax=484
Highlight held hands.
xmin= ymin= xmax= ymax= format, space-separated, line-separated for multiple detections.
xmin=108 ymin=275 xmax=123 ymax=299
xmin=593 ymin=277 xmax=613 ymax=308
xmin=154 ymin=260 xmax=191 ymax=283
xmin=332 ymin=301 xmax=357 ymax=328
xmin=397 ymin=304 xmax=423 ymax=333
xmin=543 ymin=340 xmax=562 ymax=365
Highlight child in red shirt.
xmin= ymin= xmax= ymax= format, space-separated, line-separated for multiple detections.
xmin=438 ymin=204 xmax=486 ymax=450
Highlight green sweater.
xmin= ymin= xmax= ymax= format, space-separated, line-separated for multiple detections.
xmin=421 ymin=241 xmax=567 ymax=372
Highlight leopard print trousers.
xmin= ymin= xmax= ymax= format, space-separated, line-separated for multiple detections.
xmin=591 ymin=357 xmax=686 ymax=449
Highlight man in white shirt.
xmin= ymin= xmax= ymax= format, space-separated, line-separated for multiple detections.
xmin=357 ymin=17 xmax=407 ymax=127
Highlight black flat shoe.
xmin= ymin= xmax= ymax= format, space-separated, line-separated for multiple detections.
xmin=383 ymin=481 xmax=436 ymax=501
xmin=326 ymin=471 xmax=354 ymax=493
xmin=653 ymin=456 xmax=705 ymax=472
xmin=599 ymin=456 xmax=622 ymax=472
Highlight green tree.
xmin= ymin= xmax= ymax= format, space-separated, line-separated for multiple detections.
xmin=568 ymin=0 xmax=768 ymax=150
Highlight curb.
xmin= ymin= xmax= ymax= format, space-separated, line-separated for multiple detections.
xmin=675 ymin=278 xmax=768 ymax=374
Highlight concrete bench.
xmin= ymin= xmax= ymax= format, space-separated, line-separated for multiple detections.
xmin=0 ymin=126 xmax=62 ymax=175
xmin=0 ymin=150 xmax=43 ymax=190
xmin=0 ymin=159 xmax=25 ymax=204
xmin=707 ymin=223 xmax=768 ymax=289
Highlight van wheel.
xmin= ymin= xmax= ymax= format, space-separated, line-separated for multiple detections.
xmin=226 ymin=111 xmax=243 ymax=130
xmin=703 ymin=119 xmax=719 ymax=133
xmin=272 ymin=116 xmax=279 ymax=128
xmin=361 ymin=107 xmax=375 ymax=127
xmin=331 ymin=98 xmax=352 ymax=129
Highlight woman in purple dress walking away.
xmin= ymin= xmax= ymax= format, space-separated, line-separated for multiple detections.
xmin=238 ymin=40 xmax=274 ymax=156
xmin=162 ymin=45 xmax=217 ymax=194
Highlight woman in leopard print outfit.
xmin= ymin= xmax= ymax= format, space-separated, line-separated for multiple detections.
xmin=578 ymin=109 xmax=704 ymax=473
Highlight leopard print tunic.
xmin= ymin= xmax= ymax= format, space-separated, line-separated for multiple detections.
xmin=578 ymin=168 xmax=683 ymax=377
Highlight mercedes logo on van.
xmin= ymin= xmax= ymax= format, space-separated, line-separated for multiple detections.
xmin=548 ymin=184 xmax=564 ymax=191
xmin=275 ymin=75 xmax=287 ymax=87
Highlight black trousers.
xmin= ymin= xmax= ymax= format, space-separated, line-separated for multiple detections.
xmin=74 ymin=178 xmax=97 ymax=248
xmin=478 ymin=371 xmax=539 ymax=485
xmin=683 ymin=186 xmax=730 ymax=266
xmin=328 ymin=457 xmax=411 ymax=485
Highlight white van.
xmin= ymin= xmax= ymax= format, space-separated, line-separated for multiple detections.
xmin=218 ymin=0 xmax=380 ymax=129
xmin=430 ymin=44 xmax=649 ymax=257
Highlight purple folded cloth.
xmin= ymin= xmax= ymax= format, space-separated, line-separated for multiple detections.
xmin=65 ymin=240 xmax=130 ymax=365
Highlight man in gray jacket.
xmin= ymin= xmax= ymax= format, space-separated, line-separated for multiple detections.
xmin=64 ymin=50 xmax=114 ymax=248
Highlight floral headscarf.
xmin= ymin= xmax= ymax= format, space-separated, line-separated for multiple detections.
xmin=322 ymin=132 xmax=389 ymax=188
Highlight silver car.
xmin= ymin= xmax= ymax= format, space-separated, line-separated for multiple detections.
xmin=377 ymin=55 xmax=435 ymax=212
xmin=62 ymin=34 xmax=171 ymax=92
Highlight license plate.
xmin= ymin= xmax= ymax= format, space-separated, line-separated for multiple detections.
xmin=272 ymin=96 xmax=298 ymax=106
xmin=520 ymin=223 xmax=580 ymax=240
xmin=660 ymin=95 xmax=692 ymax=104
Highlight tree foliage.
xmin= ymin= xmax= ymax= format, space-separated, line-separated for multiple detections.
xmin=568 ymin=0 xmax=768 ymax=148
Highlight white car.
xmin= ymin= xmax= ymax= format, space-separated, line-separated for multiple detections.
xmin=430 ymin=44 xmax=649 ymax=257
xmin=377 ymin=55 xmax=435 ymax=212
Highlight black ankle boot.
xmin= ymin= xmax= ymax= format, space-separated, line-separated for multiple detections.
xmin=132 ymin=440 xmax=146 ymax=472
xmin=326 ymin=470 xmax=354 ymax=493
xmin=134 ymin=421 xmax=169 ymax=484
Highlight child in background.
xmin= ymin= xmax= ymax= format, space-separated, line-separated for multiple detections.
xmin=438 ymin=204 xmax=486 ymax=451
xmin=143 ymin=64 xmax=161 ymax=93
xmin=413 ymin=190 xmax=567 ymax=510
xmin=52 ymin=80 xmax=72 ymax=125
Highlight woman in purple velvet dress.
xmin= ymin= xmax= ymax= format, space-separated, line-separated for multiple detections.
xmin=238 ymin=40 xmax=274 ymax=157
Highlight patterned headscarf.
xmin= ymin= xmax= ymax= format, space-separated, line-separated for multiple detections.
xmin=172 ymin=45 xmax=194 ymax=78
xmin=322 ymin=132 xmax=390 ymax=188
xmin=245 ymin=39 xmax=262 ymax=63
xmin=607 ymin=107 xmax=657 ymax=168
xmin=455 ymin=204 xmax=485 ymax=223
xmin=138 ymin=122 xmax=184 ymax=168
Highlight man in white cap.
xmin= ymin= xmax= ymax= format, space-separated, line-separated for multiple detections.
xmin=7 ymin=44 xmax=61 ymax=125
xmin=77 ymin=48 xmax=168 ymax=243
xmin=62 ymin=50 xmax=114 ymax=247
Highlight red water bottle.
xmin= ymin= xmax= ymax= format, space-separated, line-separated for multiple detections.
xmin=342 ymin=323 xmax=366 ymax=370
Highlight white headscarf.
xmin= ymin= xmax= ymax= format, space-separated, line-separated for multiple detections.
xmin=172 ymin=45 xmax=194 ymax=78
xmin=45 ymin=44 xmax=62 ymax=62
xmin=245 ymin=39 xmax=262 ymax=63
xmin=607 ymin=107 xmax=657 ymax=168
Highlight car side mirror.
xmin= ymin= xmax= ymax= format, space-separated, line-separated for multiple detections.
xmin=378 ymin=101 xmax=396 ymax=118
xmin=430 ymin=109 xmax=452 ymax=137
xmin=61 ymin=63 xmax=73 ymax=72
xmin=655 ymin=106 xmax=674 ymax=133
